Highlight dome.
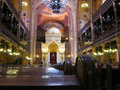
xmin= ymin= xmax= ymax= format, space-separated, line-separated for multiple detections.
xmin=47 ymin=27 xmax=60 ymax=33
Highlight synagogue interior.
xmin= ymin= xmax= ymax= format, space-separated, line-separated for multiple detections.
xmin=0 ymin=0 xmax=120 ymax=89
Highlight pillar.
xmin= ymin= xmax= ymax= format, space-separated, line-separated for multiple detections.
xmin=0 ymin=0 xmax=4 ymax=35
xmin=18 ymin=0 xmax=22 ymax=42
xmin=11 ymin=0 xmax=14 ymax=40
xmin=102 ymin=44 xmax=105 ymax=63
xmin=8 ymin=44 xmax=12 ymax=64
xmin=89 ymin=0 xmax=94 ymax=43
xmin=92 ymin=46 xmax=96 ymax=59
xmin=116 ymin=37 xmax=120 ymax=63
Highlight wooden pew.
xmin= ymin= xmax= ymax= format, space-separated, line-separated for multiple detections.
xmin=75 ymin=55 xmax=97 ymax=90
xmin=98 ymin=63 xmax=107 ymax=90
xmin=106 ymin=63 xmax=120 ymax=90
xmin=72 ymin=64 xmax=75 ymax=75
xmin=0 ymin=66 xmax=81 ymax=89
xmin=63 ymin=60 xmax=73 ymax=75
xmin=59 ymin=62 xmax=64 ymax=71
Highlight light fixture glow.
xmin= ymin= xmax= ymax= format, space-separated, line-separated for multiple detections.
xmin=36 ymin=55 xmax=39 ymax=57
xmin=9 ymin=53 xmax=13 ymax=55
xmin=81 ymin=3 xmax=88 ymax=8
xmin=7 ymin=49 xmax=11 ymax=52
xmin=22 ymin=2 xmax=28 ymax=6
xmin=0 ymin=49 xmax=3 ymax=52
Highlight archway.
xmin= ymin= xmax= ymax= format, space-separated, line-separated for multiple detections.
xmin=49 ymin=43 xmax=58 ymax=64
xmin=30 ymin=2 xmax=77 ymax=65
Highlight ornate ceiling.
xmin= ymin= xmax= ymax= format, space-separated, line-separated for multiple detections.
xmin=30 ymin=0 xmax=77 ymax=30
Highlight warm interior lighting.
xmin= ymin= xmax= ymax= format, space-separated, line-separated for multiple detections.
xmin=81 ymin=2 xmax=88 ymax=8
xmin=36 ymin=55 xmax=39 ymax=57
xmin=59 ymin=49 xmax=65 ymax=52
xmin=26 ymin=56 xmax=31 ymax=60
xmin=42 ymin=49 xmax=48 ymax=53
xmin=7 ymin=49 xmax=11 ymax=52
xmin=7 ymin=70 xmax=19 ymax=74
xmin=93 ymin=52 xmax=103 ymax=56
xmin=3 ymin=49 xmax=6 ymax=52
xmin=22 ymin=2 xmax=28 ymax=6
xmin=16 ymin=53 xmax=20 ymax=56
xmin=66 ymin=38 xmax=68 ymax=40
xmin=0 ymin=48 xmax=3 ymax=52
xmin=9 ymin=53 xmax=13 ymax=55
xmin=104 ymin=48 xmax=117 ymax=53
xmin=68 ymin=55 xmax=71 ymax=57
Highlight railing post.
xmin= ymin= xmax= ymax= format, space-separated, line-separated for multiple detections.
xmin=0 ymin=0 xmax=4 ymax=36
xmin=89 ymin=0 xmax=94 ymax=43
xmin=102 ymin=44 xmax=105 ymax=64
xmin=10 ymin=0 xmax=14 ymax=41
xmin=112 ymin=0 xmax=119 ymax=63
xmin=18 ymin=0 xmax=22 ymax=43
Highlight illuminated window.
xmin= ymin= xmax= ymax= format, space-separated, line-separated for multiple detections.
xmin=22 ymin=2 xmax=28 ymax=6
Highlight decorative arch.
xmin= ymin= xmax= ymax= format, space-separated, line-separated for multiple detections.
xmin=33 ymin=4 xmax=74 ymax=33
xmin=49 ymin=43 xmax=58 ymax=52
xmin=31 ymin=2 xmax=77 ymax=64
xmin=40 ymin=18 xmax=65 ymax=27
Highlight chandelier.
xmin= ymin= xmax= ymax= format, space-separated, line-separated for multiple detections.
xmin=44 ymin=0 xmax=68 ymax=13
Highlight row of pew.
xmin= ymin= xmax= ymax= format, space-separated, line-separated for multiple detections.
xmin=1 ymin=55 xmax=120 ymax=90
xmin=52 ymin=60 xmax=75 ymax=75
xmin=52 ymin=55 xmax=120 ymax=90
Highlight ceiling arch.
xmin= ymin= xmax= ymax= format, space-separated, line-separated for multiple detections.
xmin=40 ymin=19 xmax=65 ymax=30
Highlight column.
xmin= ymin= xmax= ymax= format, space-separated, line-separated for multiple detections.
xmin=112 ymin=0 xmax=119 ymax=63
xmin=8 ymin=44 xmax=12 ymax=64
xmin=0 ymin=0 xmax=4 ymax=35
xmin=85 ymin=31 xmax=87 ymax=42
xmin=89 ymin=0 xmax=94 ymax=43
xmin=112 ymin=0 xmax=118 ymax=35
xmin=18 ymin=0 xmax=22 ymax=43
xmin=11 ymin=0 xmax=14 ymax=40
xmin=102 ymin=44 xmax=105 ymax=63
xmin=116 ymin=37 xmax=120 ymax=63
xmin=92 ymin=46 xmax=96 ymax=58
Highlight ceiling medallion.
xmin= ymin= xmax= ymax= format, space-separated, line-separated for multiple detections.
xmin=44 ymin=0 xmax=68 ymax=13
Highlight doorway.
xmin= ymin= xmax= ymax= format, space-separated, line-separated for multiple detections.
xmin=50 ymin=52 xmax=57 ymax=64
